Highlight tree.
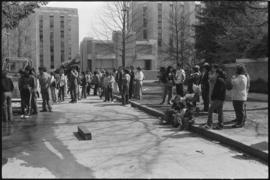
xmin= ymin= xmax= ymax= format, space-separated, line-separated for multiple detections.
xmin=161 ymin=2 xmax=195 ymax=67
xmin=95 ymin=1 xmax=144 ymax=67
xmin=2 ymin=1 xmax=47 ymax=30
xmin=195 ymin=1 xmax=268 ymax=64
xmin=2 ymin=1 xmax=47 ymax=58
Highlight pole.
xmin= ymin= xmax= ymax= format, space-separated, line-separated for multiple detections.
xmin=122 ymin=2 xmax=126 ymax=67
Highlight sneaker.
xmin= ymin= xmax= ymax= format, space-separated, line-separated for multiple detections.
xmin=24 ymin=115 xmax=30 ymax=119
xmin=232 ymin=123 xmax=244 ymax=128
xmin=214 ymin=124 xmax=223 ymax=130
xmin=20 ymin=115 xmax=25 ymax=118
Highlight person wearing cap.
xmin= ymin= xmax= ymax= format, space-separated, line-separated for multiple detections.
xmin=174 ymin=63 xmax=185 ymax=97
xmin=1 ymin=71 xmax=14 ymax=122
xmin=134 ymin=66 xmax=144 ymax=100
xmin=201 ymin=62 xmax=210 ymax=111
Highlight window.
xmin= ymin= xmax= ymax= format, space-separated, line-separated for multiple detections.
xmin=143 ymin=29 xmax=147 ymax=40
xmin=157 ymin=3 xmax=162 ymax=47
xmin=39 ymin=15 xmax=44 ymax=67
xmin=158 ymin=39 xmax=162 ymax=47
xmin=144 ymin=60 xmax=151 ymax=70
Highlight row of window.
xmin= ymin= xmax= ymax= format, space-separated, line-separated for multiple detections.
xmin=39 ymin=15 xmax=70 ymax=68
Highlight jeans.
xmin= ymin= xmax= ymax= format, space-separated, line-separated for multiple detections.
xmin=135 ymin=80 xmax=143 ymax=99
xmin=50 ymin=87 xmax=56 ymax=103
xmin=20 ymin=89 xmax=31 ymax=115
xmin=122 ymin=85 xmax=129 ymax=105
xmin=81 ymin=85 xmax=87 ymax=98
xmin=175 ymin=83 xmax=184 ymax=97
xmin=94 ymin=84 xmax=98 ymax=96
xmin=232 ymin=100 xmax=246 ymax=125
xmin=2 ymin=92 xmax=13 ymax=122
xmin=207 ymin=100 xmax=224 ymax=126
xmin=105 ymin=87 xmax=113 ymax=101
xmin=59 ymin=86 xmax=65 ymax=101
xmin=31 ymin=91 xmax=38 ymax=114
xmin=41 ymin=88 xmax=52 ymax=111
xmin=202 ymin=86 xmax=209 ymax=111
xmin=161 ymin=84 xmax=173 ymax=104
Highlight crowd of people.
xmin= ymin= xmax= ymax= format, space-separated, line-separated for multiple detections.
xmin=1 ymin=65 xmax=145 ymax=121
xmin=2 ymin=61 xmax=250 ymax=130
xmin=158 ymin=62 xmax=250 ymax=129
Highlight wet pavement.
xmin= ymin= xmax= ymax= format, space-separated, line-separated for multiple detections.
xmin=2 ymin=96 xmax=268 ymax=178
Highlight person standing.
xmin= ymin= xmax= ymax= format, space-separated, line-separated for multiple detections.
xmin=19 ymin=68 xmax=32 ymax=117
xmin=58 ymin=69 xmax=66 ymax=102
xmin=231 ymin=64 xmax=248 ymax=128
xmin=38 ymin=67 xmax=52 ymax=112
xmin=201 ymin=63 xmax=211 ymax=112
xmin=160 ymin=66 xmax=175 ymax=105
xmin=175 ymin=63 xmax=186 ymax=97
xmin=50 ymin=72 xmax=57 ymax=104
xmin=129 ymin=66 xmax=135 ymax=99
xmin=81 ymin=72 xmax=87 ymax=99
xmin=204 ymin=69 xmax=226 ymax=129
xmin=122 ymin=69 xmax=131 ymax=105
xmin=134 ymin=66 xmax=144 ymax=100
xmin=69 ymin=66 xmax=79 ymax=103
xmin=92 ymin=71 xmax=100 ymax=96
xmin=115 ymin=66 xmax=123 ymax=95
xmin=29 ymin=67 xmax=38 ymax=115
xmin=86 ymin=71 xmax=91 ymax=96
xmin=208 ymin=64 xmax=218 ymax=102
xmin=1 ymin=71 xmax=14 ymax=122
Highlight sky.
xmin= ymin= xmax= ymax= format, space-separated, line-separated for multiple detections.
xmin=47 ymin=1 xmax=108 ymax=43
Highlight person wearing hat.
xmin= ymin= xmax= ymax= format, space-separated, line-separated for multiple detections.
xmin=1 ymin=70 xmax=14 ymax=122
xmin=134 ymin=66 xmax=144 ymax=100
xmin=201 ymin=62 xmax=210 ymax=111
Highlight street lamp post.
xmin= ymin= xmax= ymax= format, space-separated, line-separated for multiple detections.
xmin=122 ymin=2 xmax=128 ymax=67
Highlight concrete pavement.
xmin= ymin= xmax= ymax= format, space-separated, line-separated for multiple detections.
xmin=2 ymin=96 xmax=268 ymax=178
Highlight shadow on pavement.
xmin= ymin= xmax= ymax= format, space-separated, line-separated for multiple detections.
xmin=162 ymin=132 xmax=198 ymax=139
xmin=2 ymin=111 xmax=96 ymax=178
xmin=250 ymin=141 xmax=268 ymax=151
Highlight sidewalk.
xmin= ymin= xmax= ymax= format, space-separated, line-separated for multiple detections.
xmin=123 ymin=82 xmax=268 ymax=162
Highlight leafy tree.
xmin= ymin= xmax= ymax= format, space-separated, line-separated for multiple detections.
xmin=195 ymin=1 xmax=268 ymax=64
xmin=2 ymin=1 xmax=47 ymax=30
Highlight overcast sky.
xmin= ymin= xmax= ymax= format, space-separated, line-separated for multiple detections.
xmin=47 ymin=1 xmax=107 ymax=43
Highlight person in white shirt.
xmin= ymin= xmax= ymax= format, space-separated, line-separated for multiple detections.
xmin=231 ymin=64 xmax=248 ymax=128
xmin=174 ymin=63 xmax=186 ymax=97
xmin=134 ymin=66 xmax=144 ymax=100
xmin=59 ymin=69 xmax=66 ymax=102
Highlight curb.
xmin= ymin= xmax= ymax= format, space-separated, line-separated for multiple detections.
xmin=113 ymin=95 xmax=268 ymax=163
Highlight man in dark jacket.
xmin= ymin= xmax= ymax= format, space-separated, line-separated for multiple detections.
xmin=204 ymin=68 xmax=226 ymax=129
xmin=129 ymin=66 xmax=135 ymax=99
xmin=1 ymin=71 xmax=14 ymax=122
xmin=201 ymin=63 xmax=210 ymax=111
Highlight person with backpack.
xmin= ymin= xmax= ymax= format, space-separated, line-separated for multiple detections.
xmin=1 ymin=70 xmax=14 ymax=122
xmin=204 ymin=68 xmax=227 ymax=129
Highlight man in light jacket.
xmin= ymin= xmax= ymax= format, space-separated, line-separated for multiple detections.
xmin=175 ymin=63 xmax=185 ymax=97
xmin=231 ymin=64 xmax=248 ymax=128
xmin=134 ymin=66 xmax=144 ymax=100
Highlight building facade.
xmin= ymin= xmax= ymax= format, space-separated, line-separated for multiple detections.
xmin=80 ymin=31 xmax=158 ymax=72
xmin=3 ymin=7 xmax=79 ymax=71
xmin=129 ymin=1 xmax=201 ymax=68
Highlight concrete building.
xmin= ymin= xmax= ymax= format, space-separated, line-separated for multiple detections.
xmin=129 ymin=1 xmax=200 ymax=68
xmin=80 ymin=31 xmax=158 ymax=73
xmin=4 ymin=7 xmax=79 ymax=71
